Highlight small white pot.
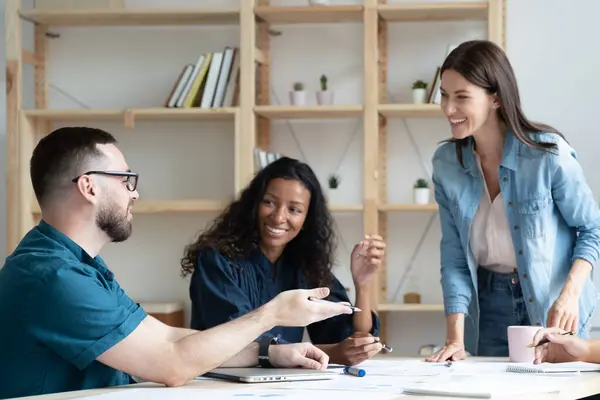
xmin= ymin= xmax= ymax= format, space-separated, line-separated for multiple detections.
xmin=309 ymin=0 xmax=330 ymax=4
xmin=413 ymin=188 xmax=430 ymax=205
xmin=290 ymin=90 xmax=307 ymax=106
xmin=412 ymin=88 xmax=427 ymax=104
xmin=316 ymin=90 xmax=334 ymax=105
xmin=327 ymin=187 xmax=343 ymax=205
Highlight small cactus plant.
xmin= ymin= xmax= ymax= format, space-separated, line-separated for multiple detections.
xmin=414 ymin=178 xmax=429 ymax=188
xmin=293 ymin=82 xmax=304 ymax=91
xmin=412 ymin=80 xmax=427 ymax=90
xmin=320 ymin=75 xmax=328 ymax=91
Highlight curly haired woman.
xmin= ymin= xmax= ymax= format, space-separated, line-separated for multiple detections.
xmin=180 ymin=156 xmax=386 ymax=366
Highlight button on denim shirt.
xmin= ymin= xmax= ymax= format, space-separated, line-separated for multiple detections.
xmin=432 ymin=131 xmax=600 ymax=356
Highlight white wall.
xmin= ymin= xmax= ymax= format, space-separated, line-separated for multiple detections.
xmin=2 ymin=0 xmax=600 ymax=354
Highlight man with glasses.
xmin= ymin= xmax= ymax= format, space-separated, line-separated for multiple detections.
xmin=0 ymin=126 xmax=353 ymax=399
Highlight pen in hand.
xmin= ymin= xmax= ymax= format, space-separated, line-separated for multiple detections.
xmin=526 ymin=331 xmax=575 ymax=348
xmin=307 ymin=296 xmax=362 ymax=312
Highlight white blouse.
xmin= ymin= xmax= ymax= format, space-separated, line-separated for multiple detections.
xmin=470 ymin=151 xmax=518 ymax=274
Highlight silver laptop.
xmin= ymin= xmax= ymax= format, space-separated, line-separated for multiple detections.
xmin=203 ymin=367 xmax=338 ymax=383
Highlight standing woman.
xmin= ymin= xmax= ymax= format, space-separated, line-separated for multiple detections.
xmin=180 ymin=156 xmax=386 ymax=366
xmin=426 ymin=39 xmax=600 ymax=360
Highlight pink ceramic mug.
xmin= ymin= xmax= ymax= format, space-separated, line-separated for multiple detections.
xmin=507 ymin=325 xmax=541 ymax=363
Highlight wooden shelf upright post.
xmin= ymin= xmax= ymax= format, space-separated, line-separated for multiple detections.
xmin=363 ymin=0 xmax=383 ymax=341
xmin=376 ymin=0 xmax=389 ymax=346
xmin=256 ymin=0 xmax=271 ymax=153
xmin=5 ymin=0 xmax=24 ymax=254
xmin=235 ymin=0 xmax=258 ymax=195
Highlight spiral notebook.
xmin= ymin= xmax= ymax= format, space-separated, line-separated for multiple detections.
xmin=506 ymin=361 xmax=600 ymax=373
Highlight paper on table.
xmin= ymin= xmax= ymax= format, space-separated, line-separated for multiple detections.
xmin=401 ymin=374 xmax=568 ymax=398
xmin=70 ymin=387 xmax=403 ymax=400
xmin=256 ymin=373 xmax=419 ymax=393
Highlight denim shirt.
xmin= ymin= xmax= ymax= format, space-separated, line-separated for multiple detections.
xmin=432 ymin=131 xmax=600 ymax=355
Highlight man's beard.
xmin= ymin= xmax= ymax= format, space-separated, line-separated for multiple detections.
xmin=96 ymin=198 xmax=132 ymax=243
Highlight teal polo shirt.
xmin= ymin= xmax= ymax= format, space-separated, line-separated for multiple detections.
xmin=0 ymin=220 xmax=147 ymax=399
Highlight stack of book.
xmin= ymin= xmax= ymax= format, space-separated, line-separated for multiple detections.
xmin=163 ymin=46 xmax=240 ymax=108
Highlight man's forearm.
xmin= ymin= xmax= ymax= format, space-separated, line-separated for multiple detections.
xmin=353 ymin=286 xmax=373 ymax=333
xmin=167 ymin=327 xmax=197 ymax=342
xmin=171 ymin=303 xmax=276 ymax=382
xmin=220 ymin=342 xmax=260 ymax=367
xmin=446 ymin=313 xmax=465 ymax=342
xmin=562 ymin=259 xmax=593 ymax=296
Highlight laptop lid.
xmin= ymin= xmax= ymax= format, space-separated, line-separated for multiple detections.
xmin=203 ymin=367 xmax=338 ymax=383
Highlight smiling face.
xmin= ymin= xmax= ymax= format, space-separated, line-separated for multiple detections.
xmin=257 ymin=177 xmax=310 ymax=260
xmin=440 ymin=68 xmax=500 ymax=140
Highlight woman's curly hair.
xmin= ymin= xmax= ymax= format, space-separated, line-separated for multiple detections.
xmin=180 ymin=156 xmax=337 ymax=288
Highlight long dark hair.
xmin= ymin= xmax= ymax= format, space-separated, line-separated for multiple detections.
xmin=441 ymin=40 xmax=564 ymax=166
xmin=180 ymin=156 xmax=337 ymax=288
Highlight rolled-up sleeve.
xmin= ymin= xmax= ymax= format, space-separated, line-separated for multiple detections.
xmin=550 ymin=138 xmax=600 ymax=268
xmin=433 ymin=168 xmax=472 ymax=316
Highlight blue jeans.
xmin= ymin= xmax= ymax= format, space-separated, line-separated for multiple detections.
xmin=477 ymin=267 xmax=531 ymax=356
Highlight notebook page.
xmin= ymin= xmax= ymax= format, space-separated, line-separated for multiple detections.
xmin=402 ymin=374 xmax=567 ymax=398
xmin=507 ymin=361 xmax=600 ymax=373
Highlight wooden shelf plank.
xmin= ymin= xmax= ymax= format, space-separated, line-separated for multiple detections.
xmin=255 ymin=105 xmax=363 ymax=119
xmin=379 ymin=203 xmax=438 ymax=212
xmin=18 ymin=8 xmax=240 ymax=27
xmin=24 ymin=107 xmax=237 ymax=122
xmin=378 ymin=2 xmax=488 ymax=22
xmin=378 ymin=103 xmax=444 ymax=119
xmin=32 ymin=200 xmax=227 ymax=214
xmin=255 ymin=5 xmax=363 ymax=24
xmin=330 ymin=204 xmax=363 ymax=212
xmin=378 ymin=303 xmax=444 ymax=312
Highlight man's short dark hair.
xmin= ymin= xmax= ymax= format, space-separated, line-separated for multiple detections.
xmin=30 ymin=126 xmax=117 ymax=207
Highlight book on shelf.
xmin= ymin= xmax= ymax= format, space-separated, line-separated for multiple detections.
xmin=254 ymin=148 xmax=282 ymax=172
xmin=163 ymin=46 xmax=240 ymax=109
xmin=428 ymin=43 xmax=458 ymax=105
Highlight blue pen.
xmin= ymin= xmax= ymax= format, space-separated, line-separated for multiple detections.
xmin=344 ymin=366 xmax=366 ymax=377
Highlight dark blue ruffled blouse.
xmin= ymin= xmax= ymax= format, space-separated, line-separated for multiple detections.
xmin=189 ymin=247 xmax=380 ymax=344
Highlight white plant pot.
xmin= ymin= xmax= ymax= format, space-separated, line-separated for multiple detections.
xmin=413 ymin=188 xmax=430 ymax=205
xmin=327 ymin=187 xmax=343 ymax=205
xmin=289 ymin=90 xmax=307 ymax=106
xmin=412 ymin=88 xmax=427 ymax=104
xmin=316 ymin=90 xmax=334 ymax=105
xmin=309 ymin=0 xmax=330 ymax=4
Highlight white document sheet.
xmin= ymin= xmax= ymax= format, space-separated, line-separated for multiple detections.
xmin=71 ymin=387 xmax=403 ymax=400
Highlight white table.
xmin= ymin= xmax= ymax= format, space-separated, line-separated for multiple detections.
xmin=11 ymin=357 xmax=600 ymax=400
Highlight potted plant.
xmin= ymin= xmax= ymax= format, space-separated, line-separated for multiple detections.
xmin=413 ymin=178 xmax=430 ymax=205
xmin=411 ymin=80 xmax=428 ymax=104
xmin=316 ymin=74 xmax=334 ymax=105
xmin=327 ymin=173 xmax=341 ymax=204
xmin=289 ymin=82 xmax=307 ymax=106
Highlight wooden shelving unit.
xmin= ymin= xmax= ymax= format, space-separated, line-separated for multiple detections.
xmin=18 ymin=8 xmax=241 ymax=26
xmin=254 ymin=105 xmax=363 ymax=120
xmin=24 ymin=108 xmax=238 ymax=122
xmin=377 ymin=2 xmax=489 ymax=22
xmin=378 ymin=303 xmax=444 ymax=312
xmin=255 ymin=5 xmax=364 ymax=24
xmin=378 ymin=203 xmax=438 ymax=212
xmin=32 ymin=200 xmax=229 ymax=215
xmin=378 ymin=103 xmax=444 ymax=119
xmin=5 ymin=0 xmax=505 ymax=344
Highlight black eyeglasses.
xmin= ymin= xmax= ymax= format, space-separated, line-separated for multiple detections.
xmin=72 ymin=170 xmax=139 ymax=192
